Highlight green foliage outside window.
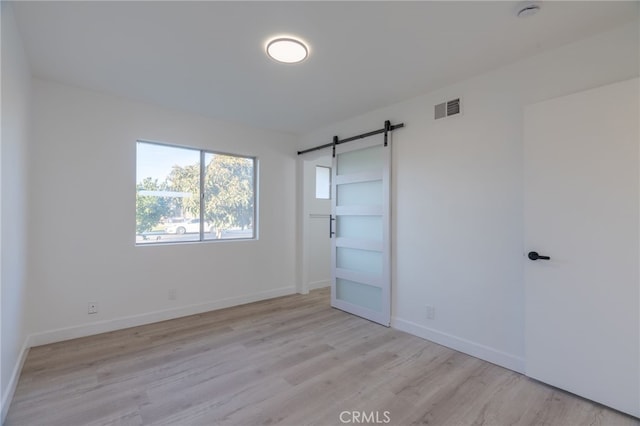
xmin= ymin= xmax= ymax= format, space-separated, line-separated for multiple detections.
xmin=136 ymin=177 xmax=171 ymax=235
xmin=136 ymin=143 xmax=255 ymax=241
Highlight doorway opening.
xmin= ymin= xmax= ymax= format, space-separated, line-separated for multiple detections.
xmin=299 ymin=154 xmax=332 ymax=294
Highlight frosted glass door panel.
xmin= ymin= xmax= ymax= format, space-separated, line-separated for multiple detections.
xmin=337 ymin=146 xmax=383 ymax=175
xmin=336 ymin=216 xmax=382 ymax=241
xmin=337 ymin=247 xmax=382 ymax=275
xmin=331 ymin=134 xmax=390 ymax=327
xmin=337 ymin=180 xmax=382 ymax=207
xmin=336 ymin=279 xmax=382 ymax=312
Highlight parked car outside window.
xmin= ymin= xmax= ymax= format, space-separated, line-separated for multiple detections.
xmin=164 ymin=218 xmax=215 ymax=234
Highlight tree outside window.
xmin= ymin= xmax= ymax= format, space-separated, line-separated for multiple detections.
xmin=136 ymin=141 xmax=256 ymax=244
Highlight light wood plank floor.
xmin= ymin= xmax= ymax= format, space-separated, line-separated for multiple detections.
xmin=6 ymin=288 xmax=639 ymax=426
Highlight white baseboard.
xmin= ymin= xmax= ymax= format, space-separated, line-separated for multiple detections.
xmin=307 ymin=280 xmax=331 ymax=291
xmin=29 ymin=286 xmax=296 ymax=347
xmin=392 ymin=317 xmax=525 ymax=374
xmin=1 ymin=336 xmax=30 ymax=424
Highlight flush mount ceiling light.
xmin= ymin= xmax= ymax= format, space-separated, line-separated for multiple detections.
xmin=266 ymin=37 xmax=309 ymax=64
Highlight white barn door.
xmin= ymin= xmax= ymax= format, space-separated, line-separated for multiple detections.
xmin=331 ymin=134 xmax=391 ymax=326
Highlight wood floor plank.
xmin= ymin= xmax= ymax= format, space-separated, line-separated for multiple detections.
xmin=6 ymin=288 xmax=639 ymax=426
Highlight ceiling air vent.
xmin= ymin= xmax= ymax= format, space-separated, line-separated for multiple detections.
xmin=434 ymin=98 xmax=461 ymax=120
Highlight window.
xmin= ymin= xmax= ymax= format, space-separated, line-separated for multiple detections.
xmin=315 ymin=166 xmax=331 ymax=199
xmin=136 ymin=141 xmax=256 ymax=244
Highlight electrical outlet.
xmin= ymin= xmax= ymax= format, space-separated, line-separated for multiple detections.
xmin=426 ymin=305 xmax=435 ymax=320
xmin=168 ymin=289 xmax=177 ymax=300
xmin=88 ymin=302 xmax=98 ymax=314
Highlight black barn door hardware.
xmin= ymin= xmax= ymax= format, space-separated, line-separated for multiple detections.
xmin=297 ymin=121 xmax=405 ymax=157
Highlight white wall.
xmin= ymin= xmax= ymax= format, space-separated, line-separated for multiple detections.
xmin=27 ymin=79 xmax=298 ymax=344
xmin=299 ymin=21 xmax=639 ymax=372
xmin=1 ymin=2 xmax=32 ymax=421
xmin=302 ymin=155 xmax=332 ymax=292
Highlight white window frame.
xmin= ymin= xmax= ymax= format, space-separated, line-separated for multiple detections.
xmin=136 ymin=140 xmax=258 ymax=245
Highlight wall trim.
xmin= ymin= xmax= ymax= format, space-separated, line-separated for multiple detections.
xmin=307 ymin=280 xmax=331 ymax=291
xmin=392 ymin=317 xmax=525 ymax=374
xmin=1 ymin=336 xmax=30 ymax=424
xmin=29 ymin=286 xmax=296 ymax=347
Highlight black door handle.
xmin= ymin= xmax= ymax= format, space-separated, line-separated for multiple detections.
xmin=329 ymin=215 xmax=336 ymax=238
xmin=528 ymin=251 xmax=550 ymax=261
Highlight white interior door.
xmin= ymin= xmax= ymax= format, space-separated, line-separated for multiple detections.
xmin=524 ymin=78 xmax=639 ymax=417
xmin=331 ymin=134 xmax=390 ymax=326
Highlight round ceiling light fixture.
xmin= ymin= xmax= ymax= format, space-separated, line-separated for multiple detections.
xmin=266 ymin=37 xmax=309 ymax=64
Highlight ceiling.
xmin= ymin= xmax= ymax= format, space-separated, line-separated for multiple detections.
xmin=12 ymin=1 xmax=639 ymax=134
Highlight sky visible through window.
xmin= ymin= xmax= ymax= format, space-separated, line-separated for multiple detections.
xmin=136 ymin=142 xmax=199 ymax=183
xmin=136 ymin=141 xmax=256 ymax=244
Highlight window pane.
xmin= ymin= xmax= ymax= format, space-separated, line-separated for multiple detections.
xmin=315 ymin=166 xmax=331 ymax=199
xmin=203 ymin=152 xmax=255 ymax=240
xmin=136 ymin=142 xmax=200 ymax=244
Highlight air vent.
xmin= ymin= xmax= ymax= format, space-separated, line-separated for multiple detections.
xmin=434 ymin=98 xmax=461 ymax=120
